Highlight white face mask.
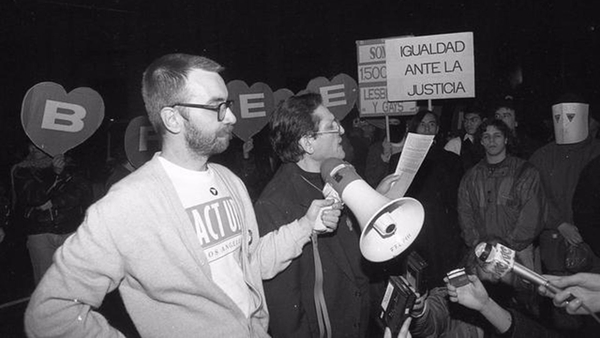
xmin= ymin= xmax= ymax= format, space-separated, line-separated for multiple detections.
xmin=552 ymin=103 xmax=589 ymax=144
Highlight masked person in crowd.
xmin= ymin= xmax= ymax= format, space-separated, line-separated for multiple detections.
xmin=530 ymin=94 xmax=600 ymax=275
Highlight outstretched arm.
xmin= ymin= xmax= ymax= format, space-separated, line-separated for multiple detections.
xmin=540 ymin=273 xmax=600 ymax=315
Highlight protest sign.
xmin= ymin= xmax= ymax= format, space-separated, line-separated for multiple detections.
xmin=273 ymin=88 xmax=294 ymax=106
xmin=305 ymin=73 xmax=358 ymax=121
xmin=356 ymin=38 xmax=417 ymax=117
xmin=227 ymin=80 xmax=275 ymax=142
xmin=21 ymin=82 xmax=104 ymax=156
xmin=124 ymin=115 xmax=160 ymax=168
xmin=385 ymin=32 xmax=475 ymax=101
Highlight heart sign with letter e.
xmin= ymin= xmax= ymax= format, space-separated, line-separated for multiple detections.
xmin=306 ymin=73 xmax=358 ymax=122
xmin=273 ymin=88 xmax=294 ymax=107
xmin=227 ymin=80 xmax=274 ymax=142
xmin=21 ymin=82 xmax=105 ymax=156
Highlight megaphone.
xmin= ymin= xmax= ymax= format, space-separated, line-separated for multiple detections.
xmin=320 ymin=158 xmax=424 ymax=262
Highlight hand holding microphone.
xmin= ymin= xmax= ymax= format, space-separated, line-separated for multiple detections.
xmin=541 ymin=273 xmax=600 ymax=316
xmin=475 ymin=242 xmax=600 ymax=322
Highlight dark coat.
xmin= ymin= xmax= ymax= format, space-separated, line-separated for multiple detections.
xmin=14 ymin=165 xmax=92 ymax=235
xmin=405 ymin=144 xmax=466 ymax=289
xmin=254 ymin=162 xmax=372 ymax=338
xmin=573 ymin=154 xmax=600 ymax=257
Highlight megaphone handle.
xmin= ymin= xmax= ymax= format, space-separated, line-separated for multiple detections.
xmin=313 ymin=203 xmax=336 ymax=234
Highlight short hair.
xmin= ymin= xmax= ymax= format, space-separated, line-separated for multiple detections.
xmin=141 ymin=53 xmax=223 ymax=134
xmin=463 ymin=102 xmax=486 ymax=119
xmin=490 ymin=97 xmax=517 ymax=118
xmin=407 ymin=109 xmax=439 ymax=133
xmin=475 ymin=118 xmax=512 ymax=144
xmin=269 ymin=93 xmax=322 ymax=163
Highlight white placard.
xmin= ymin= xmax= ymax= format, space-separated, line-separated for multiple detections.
xmin=356 ymin=38 xmax=417 ymax=117
xmin=385 ymin=133 xmax=435 ymax=199
xmin=385 ymin=32 xmax=475 ymax=101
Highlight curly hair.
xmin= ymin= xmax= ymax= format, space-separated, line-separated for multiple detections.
xmin=475 ymin=118 xmax=512 ymax=148
xmin=269 ymin=93 xmax=322 ymax=163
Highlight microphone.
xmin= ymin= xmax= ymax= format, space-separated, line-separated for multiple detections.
xmin=474 ymin=242 xmax=600 ymax=322
xmin=474 ymin=242 xmax=552 ymax=290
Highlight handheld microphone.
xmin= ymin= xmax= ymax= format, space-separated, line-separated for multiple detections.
xmin=474 ymin=242 xmax=551 ymax=289
xmin=474 ymin=242 xmax=600 ymax=322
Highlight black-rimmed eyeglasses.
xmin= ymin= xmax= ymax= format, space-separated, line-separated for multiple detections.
xmin=169 ymin=100 xmax=234 ymax=122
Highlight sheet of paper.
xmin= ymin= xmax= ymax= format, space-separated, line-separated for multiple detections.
xmin=385 ymin=133 xmax=434 ymax=199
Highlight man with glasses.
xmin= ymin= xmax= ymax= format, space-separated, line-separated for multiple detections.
xmin=25 ymin=54 xmax=341 ymax=338
xmin=444 ymin=103 xmax=486 ymax=170
xmin=255 ymin=93 xmax=398 ymax=338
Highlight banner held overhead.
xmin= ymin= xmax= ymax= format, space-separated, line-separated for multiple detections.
xmin=385 ymin=32 xmax=475 ymax=101
xmin=356 ymin=38 xmax=416 ymax=117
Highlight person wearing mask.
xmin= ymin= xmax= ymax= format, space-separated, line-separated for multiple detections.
xmin=530 ymin=94 xmax=600 ymax=274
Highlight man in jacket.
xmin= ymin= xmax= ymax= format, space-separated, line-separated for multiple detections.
xmin=458 ymin=119 xmax=545 ymax=271
xmin=24 ymin=53 xmax=341 ymax=338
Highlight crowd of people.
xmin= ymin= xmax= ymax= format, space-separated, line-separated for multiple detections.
xmin=1 ymin=52 xmax=600 ymax=338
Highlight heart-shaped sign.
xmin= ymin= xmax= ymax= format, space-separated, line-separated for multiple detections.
xmin=273 ymin=88 xmax=294 ymax=107
xmin=21 ymin=82 xmax=104 ymax=156
xmin=306 ymin=73 xmax=358 ymax=122
xmin=125 ymin=115 xmax=161 ymax=169
xmin=227 ymin=80 xmax=275 ymax=142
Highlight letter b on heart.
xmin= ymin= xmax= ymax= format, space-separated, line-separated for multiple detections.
xmin=21 ymin=82 xmax=105 ymax=156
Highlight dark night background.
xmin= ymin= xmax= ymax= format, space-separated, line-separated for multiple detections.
xmin=1 ymin=0 xmax=599 ymax=153
xmin=0 ymin=0 xmax=599 ymax=336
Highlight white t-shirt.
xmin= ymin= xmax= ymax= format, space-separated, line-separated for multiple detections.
xmin=159 ymin=156 xmax=252 ymax=317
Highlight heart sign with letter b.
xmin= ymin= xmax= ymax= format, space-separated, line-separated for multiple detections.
xmin=21 ymin=82 xmax=105 ymax=156
xmin=227 ymin=80 xmax=274 ymax=142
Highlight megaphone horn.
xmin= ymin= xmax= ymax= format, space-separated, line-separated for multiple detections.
xmin=321 ymin=158 xmax=424 ymax=262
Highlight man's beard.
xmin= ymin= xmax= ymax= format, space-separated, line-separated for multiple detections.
xmin=183 ymin=119 xmax=230 ymax=157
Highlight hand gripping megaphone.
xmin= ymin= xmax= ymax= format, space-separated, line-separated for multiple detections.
xmin=320 ymin=158 xmax=424 ymax=262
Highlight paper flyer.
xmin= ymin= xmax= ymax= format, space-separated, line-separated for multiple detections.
xmin=385 ymin=133 xmax=435 ymax=199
